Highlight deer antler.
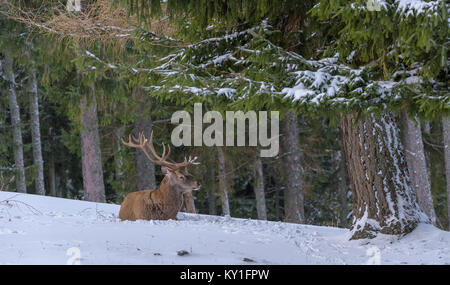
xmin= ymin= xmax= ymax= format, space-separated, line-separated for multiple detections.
xmin=121 ymin=131 xmax=199 ymax=170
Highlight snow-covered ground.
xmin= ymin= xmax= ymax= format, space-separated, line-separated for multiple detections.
xmin=0 ymin=191 xmax=449 ymax=265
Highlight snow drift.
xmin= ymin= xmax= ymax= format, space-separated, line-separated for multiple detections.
xmin=0 ymin=191 xmax=449 ymax=265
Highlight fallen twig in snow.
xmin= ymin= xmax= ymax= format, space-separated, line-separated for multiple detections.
xmin=0 ymin=195 xmax=43 ymax=216
xmin=76 ymin=205 xmax=117 ymax=222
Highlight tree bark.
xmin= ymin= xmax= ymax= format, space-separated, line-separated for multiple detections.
xmin=442 ymin=116 xmax=450 ymax=230
xmin=133 ymin=116 xmax=156 ymax=190
xmin=183 ymin=192 xmax=197 ymax=213
xmin=337 ymin=151 xmax=348 ymax=228
xmin=2 ymin=54 xmax=27 ymax=193
xmin=422 ymin=120 xmax=431 ymax=135
xmin=60 ymin=166 xmax=68 ymax=198
xmin=253 ymin=154 xmax=267 ymax=220
xmin=207 ymin=160 xmax=217 ymax=215
xmin=26 ymin=49 xmax=45 ymax=196
xmin=421 ymin=119 xmax=432 ymax=202
xmin=281 ymin=109 xmax=304 ymax=223
xmin=341 ymin=112 xmax=424 ymax=239
xmin=80 ymin=85 xmax=105 ymax=202
xmin=217 ymin=146 xmax=230 ymax=216
xmin=114 ymin=126 xmax=125 ymax=188
xmin=274 ymin=186 xmax=281 ymax=220
xmin=48 ymin=127 xmax=56 ymax=197
xmin=400 ymin=110 xmax=437 ymax=225
xmin=49 ymin=149 xmax=56 ymax=197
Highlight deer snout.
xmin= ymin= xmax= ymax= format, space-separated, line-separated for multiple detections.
xmin=193 ymin=182 xmax=201 ymax=191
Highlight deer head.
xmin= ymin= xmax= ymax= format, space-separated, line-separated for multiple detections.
xmin=121 ymin=131 xmax=201 ymax=193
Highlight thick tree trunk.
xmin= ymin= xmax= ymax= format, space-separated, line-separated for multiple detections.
xmin=253 ymin=154 xmax=267 ymax=220
xmin=400 ymin=110 xmax=437 ymax=225
xmin=442 ymin=116 xmax=450 ymax=230
xmin=133 ymin=116 xmax=156 ymax=190
xmin=183 ymin=192 xmax=197 ymax=213
xmin=217 ymin=146 xmax=230 ymax=216
xmin=337 ymin=151 xmax=348 ymax=228
xmin=80 ymin=85 xmax=105 ymax=202
xmin=2 ymin=55 xmax=27 ymax=193
xmin=281 ymin=109 xmax=304 ymax=223
xmin=341 ymin=112 xmax=424 ymax=239
xmin=26 ymin=57 xmax=45 ymax=196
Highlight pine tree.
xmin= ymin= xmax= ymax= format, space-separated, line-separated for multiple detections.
xmin=2 ymin=0 xmax=447 ymax=234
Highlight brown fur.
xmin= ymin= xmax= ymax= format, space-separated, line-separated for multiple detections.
xmin=119 ymin=167 xmax=200 ymax=221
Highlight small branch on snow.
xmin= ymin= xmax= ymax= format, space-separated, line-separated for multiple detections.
xmin=0 ymin=195 xmax=42 ymax=216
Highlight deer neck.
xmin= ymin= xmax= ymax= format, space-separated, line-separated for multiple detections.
xmin=152 ymin=176 xmax=184 ymax=208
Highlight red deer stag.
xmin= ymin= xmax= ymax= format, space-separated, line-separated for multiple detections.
xmin=119 ymin=131 xmax=201 ymax=221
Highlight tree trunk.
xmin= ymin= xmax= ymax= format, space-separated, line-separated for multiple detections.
xmin=253 ymin=154 xmax=267 ymax=220
xmin=26 ymin=52 xmax=45 ymax=196
xmin=133 ymin=116 xmax=156 ymax=190
xmin=55 ymin=173 xmax=61 ymax=198
xmin=2 ymin=54 xmax=27 ymax=193
xmin=114 ymin=126 xmax=125 ymax=188
xmin=207 ymin=160 xmax=217 ymax=215
xmin=60 ymin=166 xmax=68 ymax=198
xmin=49 ymin=150 xmax=56 ymax=197
xmin=421 ymin=119 xmax=432 ymax=202
xmin=80 ymin=85 xmax=105 ymax=202
xmin=442 ymin=116 xmax=450 ymax=230
xmin=422 ymin=120 xmax=431 ymax=135
xmin=217 ymin=146 xmax=230 ymax=216
xmin=341 ymin=112 xmax=424 ymax=239
xmin=337 ymin=151 xmax=348 ymax=228
xmin=48 ymin=127 xmax=56 ymax=197
xmin=183 ymin=192 xmax=197 ymax=213
xmin=400 ymin=110 xmax=437 ymax=225
xmin=274 ymin=186 xmax=281 ymax=220
xmin=281 ymin=109 xmax=304 ymax=223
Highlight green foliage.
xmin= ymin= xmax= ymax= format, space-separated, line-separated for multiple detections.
xmin=1 ymin=1 xmax=448 ymax=227
xmin=110 ymin=0 xmax=448 ymax=119
xmin=310 ymin=0 xmax=448 ymax=117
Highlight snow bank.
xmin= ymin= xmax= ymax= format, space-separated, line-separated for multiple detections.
xmin=0 ymin=191 xmax=449 ymax=265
